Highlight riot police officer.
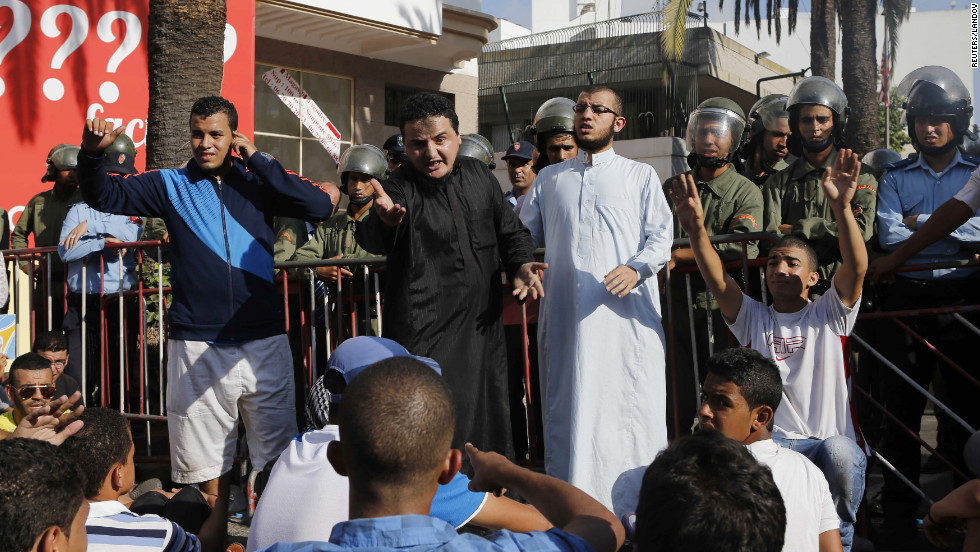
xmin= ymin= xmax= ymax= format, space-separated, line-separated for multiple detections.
xmin=663 ymin=97 xmax=764 ymax=436
xmin=739 ymin=94 xmax=791 ymax=186
xmin=532 ymin=97 xmax=579 ymax=171
xmin=383 ymin=133 xmax=407 ymax=173
xmin=870 ymin=65 xmax=980 ymax=543
xmin=458 ymin=133 xmax=496 ymax=169
xmin=861 ymin=148 xmax=903 ymax=181
xmin=762 ymin=76 xmax=879 ymax=283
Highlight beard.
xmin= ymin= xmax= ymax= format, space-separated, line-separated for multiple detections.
xmin=574 ymin=120 xmax=616 ymax=153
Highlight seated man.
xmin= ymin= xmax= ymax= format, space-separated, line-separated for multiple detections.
xmin=1 ymin=354 xmax=61 ymax=438
xmin=255 ymin=356 xmax=624 ymax=552
xmin=32 ymin=332 xmax=81 ymax=404
xmin=634 ymin=429 xmax=785 ymax=552
xmin=248 ymin=336 xmax=552 ymax=551
xmin=0 ymin=438 xmax=88 ymax=552
xmin=671 ymin=149 xmax=868 ymax=551
xmin=699 ymin=348 xmax=841 ymax=552
xmin=61 ymin=407 xmax=225 ymax=552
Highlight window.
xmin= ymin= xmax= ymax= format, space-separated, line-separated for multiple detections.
xmin=384 ymin=85 xmax=455 ymax=127
xmin=254 ymin=64 xmax=353 ymax=184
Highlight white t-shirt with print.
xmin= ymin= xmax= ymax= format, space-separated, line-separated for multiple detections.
xmin=727 ymin=281 xmax=860 ymax=441
xmin=748 ymin=439 xmax=839 ymax=552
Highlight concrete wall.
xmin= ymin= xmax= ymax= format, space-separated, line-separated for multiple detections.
xmin=256 ymin=37 xmax=479 ymax=148
xmin=491 ymin=136 xmax=689 ymax=192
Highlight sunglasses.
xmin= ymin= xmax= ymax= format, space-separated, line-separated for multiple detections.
xmin=572 ymin=103 xmax=621 ymax=117
xmin=13 ymin=384 xmax=57 ymax=401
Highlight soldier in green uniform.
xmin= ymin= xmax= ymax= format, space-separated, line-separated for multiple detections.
xmin=532 ymin=97 xmax=579 ymax=172
xmin=762 ymin=77 xmax=878 ymax=285
xmin=11 ymin=144 xmax=83 ymax=330
xmin=740 ymin=94 xmax=791 ymax=187
xmin=663 ymin=98 xmax=764 ymax=436
xmin=290 ymin=144 xmax=385 ymax=337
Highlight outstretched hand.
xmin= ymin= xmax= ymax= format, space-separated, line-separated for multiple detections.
xmin=466 ymin=443 xmax=514 ymax=497
xmin=513 ymin=262 xmax=548 ymax=302
xmin=821 ymin=148 xmax=861 ymax=211
xmin=11 ymin=392 xmax=85 ymax=445
xmin=82 ymin=118 xmax=124 ymax=156
xmin=669 ymin=174 xmax=705 ymax=235
xmin=867 ymin=254 xmax=901 ymax=284
xmin=369 ymin=180 xmax=407 ymax=227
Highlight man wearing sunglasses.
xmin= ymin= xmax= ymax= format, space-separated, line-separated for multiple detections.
xmin=0 ymin=353 xmax=60 ymax=436
xmin=520 ymin=85 xmax=673 ymax=518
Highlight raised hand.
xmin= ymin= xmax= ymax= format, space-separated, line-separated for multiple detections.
xmin=60 ymin=220 xmax=88 ymax=250
xmin=513 ymin=261 xmax=548 ymax=302
xmin=669 ymin=174 xmax=705 ymax=235
xmin=821 ymin=148 xmax=861 ymax=211
xmin=231 ymin=130 xmax=259 ymax=161
xmin=369 ymin=180 xmax=407 ymax=227
xmin=11 ymin=392 xmax=85 ymax=445
xmin=82 ymin=118 xmax=124 ymax=155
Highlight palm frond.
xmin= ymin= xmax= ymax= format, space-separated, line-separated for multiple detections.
xmin=881 ymin=0 xmax=912 ymax=65
xmin=661 ymin=0 xmax=695 ymax=62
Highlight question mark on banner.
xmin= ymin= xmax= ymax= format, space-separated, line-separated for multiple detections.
xmin=0 ymin=0 xmax=31 ymax=98
xmin=97 ymin=11 xmax=140 ymax=104
xmin=39 ymin=4 xmax=89 ymax=101
xmin=223 ymin=23 xmax=237 ymax=63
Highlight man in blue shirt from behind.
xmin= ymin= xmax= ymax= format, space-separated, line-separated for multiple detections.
xmin=256 ymin=357 xmax=624 ymax=552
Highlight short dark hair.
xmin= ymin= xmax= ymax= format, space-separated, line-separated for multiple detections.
xmin=398 ymin=93 xmax=459 ymax=135
xmin=771 ymin=235 xmax=819 ymax=273
xmin=635 ymin=430 xmax=786 ymax=552
xmin=706 ymin=349 xmax=783 ymax=431
xmin=581 ymin=84 xmax=623 ymax=115
xmin=706 ymin=349 xmax=783 ymax=412
xmin=0 ymin=439 xmax=85 ymax=552
xmin=62 ymin=408 xmax=133 ymax=499
xmin=32 ymin=331 xmax=68 ymax=353
xmin=190 ymin=95 xmax=238 ymax=131
xmin=8 ymin=353 xmax=52 ymax=386
xmin=338 ymin=357 xmax=455 ymax=490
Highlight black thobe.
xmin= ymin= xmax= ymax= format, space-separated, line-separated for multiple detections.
xmin=357 ymin=158 xmax=535 ymax=458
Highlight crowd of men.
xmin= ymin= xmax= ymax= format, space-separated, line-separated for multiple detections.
xmin=2 ymin=61 xmax=980 ymax=552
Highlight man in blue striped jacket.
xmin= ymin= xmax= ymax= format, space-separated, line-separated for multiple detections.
xmin=77 ymin=96 xmax=337 ymax=549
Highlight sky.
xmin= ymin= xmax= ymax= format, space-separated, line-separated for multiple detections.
xmin=481 ymin=0 xmax=968 ymax=31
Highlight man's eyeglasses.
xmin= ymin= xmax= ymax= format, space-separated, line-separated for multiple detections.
xmin=14 ymin=384 xmax=56 ymax=401
xmin=48 ymin=359 xmax=67 ymax=368
xmin=572 ymin=103 xmax=621 ymax=117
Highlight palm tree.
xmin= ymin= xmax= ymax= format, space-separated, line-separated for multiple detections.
xmin=810 ymin=0 xmax=835 ymax=78
xmin=146 ymin=0 xmax=226 ymax=170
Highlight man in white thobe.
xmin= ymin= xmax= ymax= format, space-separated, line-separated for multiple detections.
xmin=520 ymin=85 xmax=673 ymax=516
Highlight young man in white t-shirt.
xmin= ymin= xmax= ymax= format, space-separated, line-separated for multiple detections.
xmin=670 ymin=148 xmax=868 ymax=552
xmin=699 ymin=348 xmax=841 ymax=552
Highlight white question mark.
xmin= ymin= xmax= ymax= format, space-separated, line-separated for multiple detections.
xmin=97 ymin=11 xmax=140 ymax=104
xmin=39 ymin=4 xmax=88 ymax=101
xmin=0 ymin=0 xmax=31 ymax=98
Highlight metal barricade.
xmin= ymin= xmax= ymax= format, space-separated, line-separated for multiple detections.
xmin=5 ymin=237 xmax=977 ymax=493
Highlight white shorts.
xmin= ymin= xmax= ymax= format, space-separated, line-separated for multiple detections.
xmin=166 ymin=335 xmax=297 ymax=484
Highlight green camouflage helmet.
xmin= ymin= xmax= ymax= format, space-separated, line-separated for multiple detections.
xmin=533 ymin=97 xmax=576 ymax=135
xmin=459 ymin=133 xmax=496 ymax=169
xmin=686 ymin=97 xmax=747 ymax=156
xmin=104 ymin=133 xmax=137 ymax=157
xmin=42 ymin=143 xmax=77 ymax=182
xmin=338 ymin=144 xmax=387 ymax=189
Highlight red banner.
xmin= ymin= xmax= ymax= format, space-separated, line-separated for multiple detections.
xmin=0 ymin=0 xmax=255 ymax=234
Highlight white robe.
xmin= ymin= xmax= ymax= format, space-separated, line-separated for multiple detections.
xmin=520 ymin=147 xmax=673 ymax=516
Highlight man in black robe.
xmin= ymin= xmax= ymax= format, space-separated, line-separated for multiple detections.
xmin=357 ymin=93 xmax=545 ymax=459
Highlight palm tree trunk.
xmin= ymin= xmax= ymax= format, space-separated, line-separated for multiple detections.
xmin=146 ymin=0 xmax=226 ymax=170
xmin=840 ymin=0 xmax=880 ymax=154
xmin=810 ymin=0 xmax=836 ymax=78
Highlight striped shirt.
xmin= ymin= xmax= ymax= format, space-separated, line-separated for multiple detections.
xmin=86 ymin=500 xmax=201 ymax=552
